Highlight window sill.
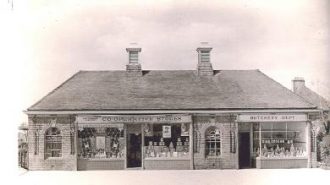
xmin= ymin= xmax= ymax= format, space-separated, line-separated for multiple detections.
xmin=257 ymin=156 xmax=307 ymax=160
xmin=206 ymin=156 xmax=221 ymax=159
xmin=45 ymin=157 xmax=63 ymax=160
xmin=144 ymin=157 xmax=190 ymax=160
xmin=81 ymin=158 xmax=124 ymax=161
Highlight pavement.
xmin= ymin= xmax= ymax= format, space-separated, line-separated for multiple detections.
xmin=15 ymin=168 xmax=330 ymax=185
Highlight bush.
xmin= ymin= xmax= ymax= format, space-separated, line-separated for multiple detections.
xmin=320 ymin=134 xmax=330 ymax=166
xmin=320 ymin=143 xmax=330 ymax=161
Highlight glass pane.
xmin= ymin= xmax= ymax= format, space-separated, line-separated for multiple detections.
xmin=95 ymin=136 xmax=106 ymax=158
xmin=206 ymin=127 xmax=221 ymax=157
xmin=78 ymin=127 xmax=124 ymax=159
xmin=257 ymin=122 xmax=307 ymax=158
xmin=216 ymin=149 xmax=220 ymax=156
xmin=272 ymin=122 xmax=286 ymax=139
xmin=45 ymin=128 xmax=61 ymax=158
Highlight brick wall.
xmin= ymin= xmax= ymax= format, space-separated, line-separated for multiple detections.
xmin=28 ymin=115 xmax=77 ymax=170
xmin=193 ymin=114 xmax=238 ymax=169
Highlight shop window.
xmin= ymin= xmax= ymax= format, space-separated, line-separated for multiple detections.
xmin=44 ymin=127 xmax=62 ymax=159
xmin=253 ymin=122 xmax=307 ymax=158
xmin=77 ymin=127 xmax=125 ymax=159
xmin=144 ymin=123 xmax=190 ymax=158
xmin=205 ymin=127 xmax=221 ymax=157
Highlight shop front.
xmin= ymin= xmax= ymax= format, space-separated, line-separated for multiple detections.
xmin=237 ymin=114 xmax=310 ymax=169
xmin=143 ymin=121 xmax=192 ymax=170
xmin=76 ymin=114 xmax=193 ymax=170
xmin=77 ymin=121 xmax=126 ymax=170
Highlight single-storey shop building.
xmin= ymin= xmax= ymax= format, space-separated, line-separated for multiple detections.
xmin=25 ymin=46 xmax=320 ymax=170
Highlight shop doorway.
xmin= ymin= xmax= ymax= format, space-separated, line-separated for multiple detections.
xmin=239 ymin=132 xmax=251 ymax=168
xmin=127 ymin=124 xmax=142 ymax=168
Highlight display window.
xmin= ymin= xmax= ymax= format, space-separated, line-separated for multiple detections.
xmin=253 ymin=122 xmax=307 ymax=158
xmin=77 ymin=126 xmax=125 ymax=159
xmin=143 ymin=123 xmax=190 ymax=158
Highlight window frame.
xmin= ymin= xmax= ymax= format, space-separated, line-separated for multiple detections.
xmin=44 ymin=127 xmax=62 ymax=159
xmin=205 ymin=126 xmax=221 ymax=158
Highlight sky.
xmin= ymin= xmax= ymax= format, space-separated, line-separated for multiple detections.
xmin=0 ymin=0 xmax=329 ymax=126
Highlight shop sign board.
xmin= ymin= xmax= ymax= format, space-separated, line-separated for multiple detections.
xmin=237 ymin=114 xmax=307 ymax=122
xmin=77 ymin=114 xmax=192 ymax=124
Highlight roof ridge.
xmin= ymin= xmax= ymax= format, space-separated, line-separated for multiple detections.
xmin=255 ymin=70 xmax=316 ymax=108
xmin=27 ymin=71 xmax=83 ymax=110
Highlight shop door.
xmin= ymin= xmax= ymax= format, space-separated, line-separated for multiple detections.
xmin=127 ymin=125 xmax=142 ymax=168
xmin=239 ymin=132 xmax=251 ymax=168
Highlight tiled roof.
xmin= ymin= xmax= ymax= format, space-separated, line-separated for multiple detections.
xmin=28 ymin=70 xmax=315 ymax=111
xmin=293 ymin=86 xmax=330 ymax=111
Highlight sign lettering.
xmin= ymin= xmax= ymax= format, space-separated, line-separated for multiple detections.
xmin=77 ymin=114 xmax=191 ymax=124
xmin=237 ymin=114 xmax=307 ymax=122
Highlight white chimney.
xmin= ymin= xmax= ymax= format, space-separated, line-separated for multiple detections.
xmin=197 ymin=42 xmax=213 ymax=76
xmin=126 ymin=43 xmax=142 ymax=75
xmin=292 ymin=77 xmax=305 ymax=93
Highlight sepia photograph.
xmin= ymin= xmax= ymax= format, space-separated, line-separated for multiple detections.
xmin=1 ymin=0 xmax=329 ymax=184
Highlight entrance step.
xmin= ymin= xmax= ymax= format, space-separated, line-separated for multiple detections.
xmin=126 ymin=167 xmax=142 ymax=170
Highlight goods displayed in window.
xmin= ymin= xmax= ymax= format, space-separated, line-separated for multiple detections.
xmin=253 ymin=122 xmax=307 ymax=158
xmin=78 ymin=127 xmax=125 ymax=159
xmin=144 ymin=123 xmax=190 ymax=158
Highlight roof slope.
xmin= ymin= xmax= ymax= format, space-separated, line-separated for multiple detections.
xmin=28 ymin=70 xmax=315 ymax=111
xmin=294 ymin=86 xmax=330 ymax=111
